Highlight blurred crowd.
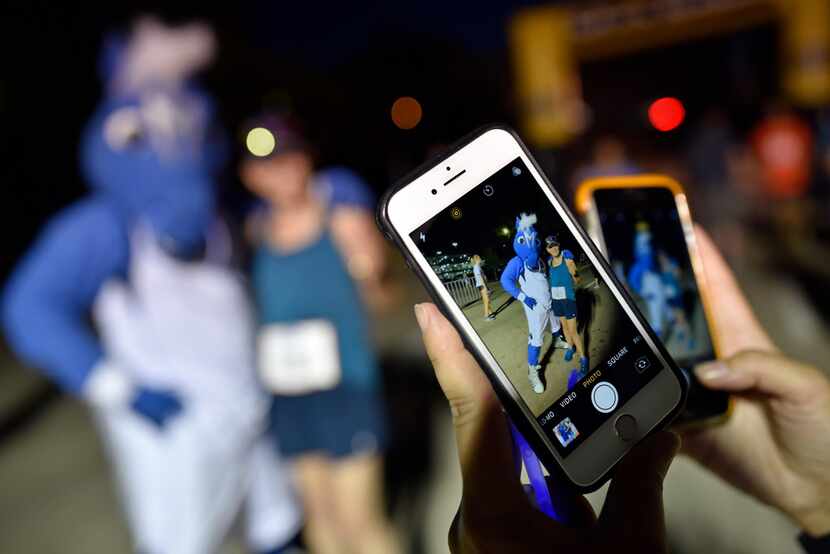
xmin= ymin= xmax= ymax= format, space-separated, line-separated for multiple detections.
xmin=3 ymin=9 xmax=830 ymax=554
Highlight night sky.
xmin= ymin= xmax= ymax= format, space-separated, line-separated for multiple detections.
xmin=1 ymin=2 xmax=777 ymax=280
xmin=412 ymin=157 xmax=586 ymax=277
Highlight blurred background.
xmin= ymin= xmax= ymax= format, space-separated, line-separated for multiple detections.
xmin=2 ymin=1 xmax=830 ymax=553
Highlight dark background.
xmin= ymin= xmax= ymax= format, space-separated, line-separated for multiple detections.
xmin=1 ymin=1 xmax=778 ymax=282
xmin=413 ymin=156 xmax=584 ymax=273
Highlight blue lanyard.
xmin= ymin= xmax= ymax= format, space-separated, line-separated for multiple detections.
xmin=509 ymin=419 xmax=580 ymax=524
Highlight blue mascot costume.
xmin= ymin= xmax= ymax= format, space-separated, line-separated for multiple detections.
xmin=500 ymin=213 xmax=562 ymax=394
xmin=2 ymin=19 xmax=301 ymax=554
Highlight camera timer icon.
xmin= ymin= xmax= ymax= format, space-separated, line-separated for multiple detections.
xmin=634 ymin=356 xmax=651 ymax=373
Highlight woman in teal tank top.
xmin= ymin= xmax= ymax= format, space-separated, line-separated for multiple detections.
xmin=240 ymin=113 xmax=400 ymax=554
xmin=545 ymin=235 xmax=588 ymax=384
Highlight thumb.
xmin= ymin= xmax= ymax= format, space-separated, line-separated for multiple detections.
xmin=599 ymin=431 xmax=679 ymax=550
xmin=695 ymin=350 xmax=827 ymax=404
xmin=414 ymin=303 xmax=525 ymax=509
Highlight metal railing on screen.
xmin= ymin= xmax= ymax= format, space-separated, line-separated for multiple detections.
xmin=445 ymin=276 xmax=481 ymax=307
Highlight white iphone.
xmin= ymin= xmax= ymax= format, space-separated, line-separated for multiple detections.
xmin=378 ymin=126 xmax=687 ymax=490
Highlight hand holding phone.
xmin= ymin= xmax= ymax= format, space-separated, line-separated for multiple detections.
xmin=575 ymin=176 xmax=730 ymax=426
xmin=379 ymin=127 xmax=687 ymax=490
xmin=414 ymin=301 xmax=680 ymax=553
xmin=683 ymin=230 xmax=830 ymax=538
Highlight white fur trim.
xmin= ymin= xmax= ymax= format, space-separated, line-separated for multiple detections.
xmin=83 ymin=360 xmax=135 ymax=408
xmin=516 ymin=213 xmax=537 ymax=232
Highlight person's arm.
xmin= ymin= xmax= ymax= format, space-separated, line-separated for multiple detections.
xmin=413 ymin=302 xmax=678 ymax=553
xmin=501 ymin=257 xmax=537 ymax=309
xmin=3 ymin=200 xmax=130 ymax=399
xmin=683 ymin=226 xmax=830 ymax=541
xmin=321 ymin=167 xmax=392 ymax=310
xmin=2 ymin=200 xmax=182 ymax=427
xmin=565 ymin=258 xmax=579 ymax=285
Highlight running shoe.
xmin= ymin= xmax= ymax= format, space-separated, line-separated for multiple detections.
xmin=486 ymin=314 xmax=496 ymax=321
xmin=564 ymin=347 xmax=576 ymax=361
xmin=554 ymin=335 xmax=570 ymax=349
xmin=528 ymin=365 xmax=545 ymax=394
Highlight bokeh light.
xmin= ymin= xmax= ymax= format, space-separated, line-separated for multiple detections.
xmin=246 ymin=127 xmax=276 ymax=156
xmin=648 ymin=97 xmax=685 ymax=132
xmin=391 ymin=96 xmax=423 ymax=130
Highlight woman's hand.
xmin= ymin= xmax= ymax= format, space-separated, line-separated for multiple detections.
xmin=684 ymin=227 xmax=830 ymax=536
xmin=414 ymin=302 xmax=679 ymax=553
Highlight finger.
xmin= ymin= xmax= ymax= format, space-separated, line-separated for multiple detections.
xmin=414 ymin=303 xmax=525 ymax=508
xmin=695 ymin=350 xmax=830 ymax=404
xmin=599 ymin=431 xmax=680 ymax=549
xmin=694 ymin=225 xmax=775 ymax=356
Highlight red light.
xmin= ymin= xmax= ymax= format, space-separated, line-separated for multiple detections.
xmin=648 ymin=97 xmax=685 ymax=132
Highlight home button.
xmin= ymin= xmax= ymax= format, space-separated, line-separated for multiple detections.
xmin=614 ymin=414 xmax=638 ymax=442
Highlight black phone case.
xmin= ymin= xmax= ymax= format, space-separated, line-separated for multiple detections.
xmin=376 ymin=124 xmax=688 ymax=493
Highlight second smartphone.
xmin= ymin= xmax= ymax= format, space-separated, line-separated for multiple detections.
xmin=576 ymin=176 xmax=730 ymax=426
xmin=378 ymin=127 xmax=687 ymax=491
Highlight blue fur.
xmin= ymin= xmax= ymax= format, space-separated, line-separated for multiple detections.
xmin=3 ymin=44 xmax=222 ymax=404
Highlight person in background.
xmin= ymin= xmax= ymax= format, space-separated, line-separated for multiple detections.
xmin=750 ymin=101 xmax=814 ymax=201
xmin=471 ymin=254 xmax=494 ymax=321
xmin=240 ymin=113 xmax=400 ymax=554
xmin=571 ymin=134 xmax=642 ymax=192
xmin=2 ymin=19 xmax=301 ymax=554
xmin=544 ymin=235 xmax=587 ymax=389
xmin=413 ymin=227 xmax=830 ymax=553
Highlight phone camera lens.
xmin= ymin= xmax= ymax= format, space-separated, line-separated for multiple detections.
xmin=445 ymin=166 xmax=451 ymax=171
xmin=431 ymin=188 xmax=437 ymax=195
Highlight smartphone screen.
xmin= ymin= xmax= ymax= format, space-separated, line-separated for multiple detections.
xmin=409 ymin=158 xmax=668 ymax=456
xmin=592 ymin=187 xmax=729 ymax=423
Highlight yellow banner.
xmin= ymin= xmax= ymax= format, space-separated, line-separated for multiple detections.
xmin=781 ymin=0 xmax=830 ymax=106
xmin=510 ymin=7 xmax=583 ymax=148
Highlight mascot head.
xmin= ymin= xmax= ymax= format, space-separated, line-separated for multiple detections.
xmin=80 ymin=17 xmax=225 ymax=255
xmin=633 ymin=221 xmax=654 ymax=269
xmin=513 ymin=212 xmax=541 ymax=267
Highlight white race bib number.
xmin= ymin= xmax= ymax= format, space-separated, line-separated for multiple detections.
xmin=551 ymin=286 xmax=567 ymax=300
xmin=258 ymin=319 xmax=341 ymax=395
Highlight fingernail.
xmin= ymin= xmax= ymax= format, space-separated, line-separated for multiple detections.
xmin=696 ymin=361 xmax=731 ymax=381
xmin=414 ymin=303 xmax=430 ymax=330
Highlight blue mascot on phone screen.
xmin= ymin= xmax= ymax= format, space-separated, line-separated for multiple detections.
xmin=2 ymin=18 xmax=301 ymax=554
xmin=500 ymin=213 xmax=562 ymax=394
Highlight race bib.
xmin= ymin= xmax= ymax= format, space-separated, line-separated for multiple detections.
xmin=551 ymin=286 xmax=567 ymax=300
xmin=257 ymin=319 xmax=341 ymax=395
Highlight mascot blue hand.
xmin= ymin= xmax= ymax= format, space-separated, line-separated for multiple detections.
xmin=130 ymin=387 xmax=184 ymax=429
xmin=523 ymin=295 xmax=537 ymax=309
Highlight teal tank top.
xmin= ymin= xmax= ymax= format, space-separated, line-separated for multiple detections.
xmin=548 ymin=257 xmax=576 ymax=301
xmin=251 ymin=230 xmax=379 ymax=389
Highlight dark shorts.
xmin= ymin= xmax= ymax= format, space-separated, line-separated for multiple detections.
xmin=552 ymin=298 xmax=577 ymax=319
xmin=269 ymin=386 xmax=386 ymax=459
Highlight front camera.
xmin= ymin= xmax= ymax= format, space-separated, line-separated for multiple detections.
xmin=431 ymin=188 xmax=437 ymax=195
xmin=446 ymin=166 xmax=451 ymax=171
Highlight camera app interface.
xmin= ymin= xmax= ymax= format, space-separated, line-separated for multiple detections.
xmin=592 ymin=187 xmax=728 ymax=421
xmin=411 ymin=158 xmax=663 ymax=455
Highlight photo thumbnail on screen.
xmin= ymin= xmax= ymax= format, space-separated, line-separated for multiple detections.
xmin=411 ymin=158 xmax=664 ymax=455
